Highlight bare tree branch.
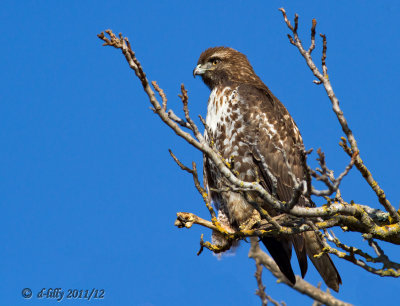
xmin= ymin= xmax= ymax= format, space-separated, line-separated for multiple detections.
xmin=319 ymin=231 xmax=400 ymax=277
xmin=254 ymin=260 xmax=283 ymax=306
xmin=278 ymin=8 xmax=400 ymax=223
xmin=310 ymin=149 xmax=357 ymax=197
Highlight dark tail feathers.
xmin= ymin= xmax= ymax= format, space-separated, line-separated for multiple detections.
xmin=261 ymin=236 xmax=296 ymax=284
xmin=261 ymin=233 xmax=341 ymax=292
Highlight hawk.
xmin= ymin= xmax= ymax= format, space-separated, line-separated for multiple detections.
xmin=193 ymin=47 xmax=341 ymax=291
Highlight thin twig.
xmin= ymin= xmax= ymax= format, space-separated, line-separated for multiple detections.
xmin=254 ymin=261 xmax=282 ymax=306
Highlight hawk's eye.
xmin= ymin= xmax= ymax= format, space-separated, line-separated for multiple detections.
xmin=211 ymin=58 xmax=220 ymax=66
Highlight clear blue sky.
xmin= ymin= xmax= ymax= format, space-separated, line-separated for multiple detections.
xmin=1 ymin=1 xmax=399 ymax=305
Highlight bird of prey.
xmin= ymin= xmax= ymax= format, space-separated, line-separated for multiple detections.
xmin=193 ymin=47 xmax=341 ymax=291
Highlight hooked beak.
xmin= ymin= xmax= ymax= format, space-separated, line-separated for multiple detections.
xmin=193 ymin=64 xmax=207 ymax=78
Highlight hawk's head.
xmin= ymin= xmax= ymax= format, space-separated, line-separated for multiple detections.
xmin=193 ymin=47 xmax=261 ymax=89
